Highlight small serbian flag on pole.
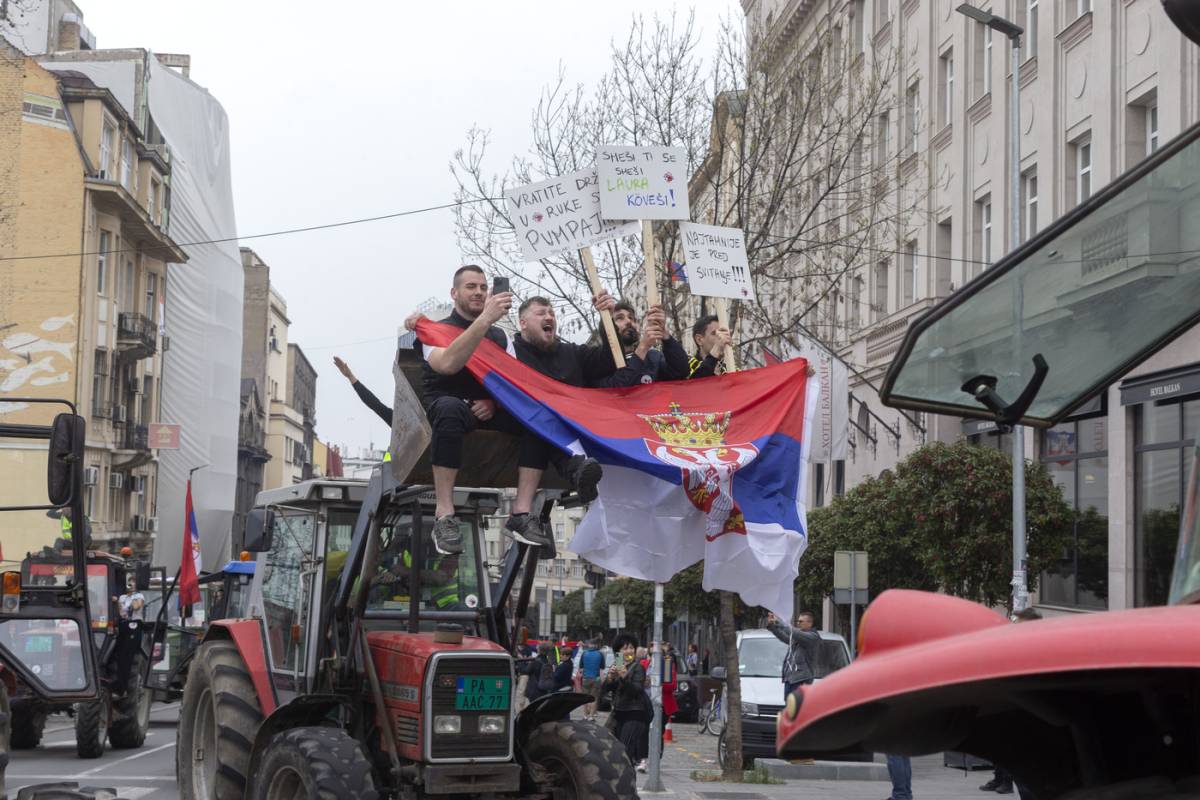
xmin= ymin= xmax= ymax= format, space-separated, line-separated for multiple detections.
xmin=178 ymin=479 xmax=202 ymax=609
xmin=666 ymin=259 xmax=686 ymax=283
xmin=415 ymin=319 xmax=819 ymax=619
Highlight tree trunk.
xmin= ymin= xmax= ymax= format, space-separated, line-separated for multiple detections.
xmin=719 ymin=590 xmax=743 ymax=778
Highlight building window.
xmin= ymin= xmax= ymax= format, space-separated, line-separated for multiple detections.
xmin=974 ymin=195 xmax=992 ymax=276
xmin=901 ymin=239 xmax=917 ymax=306
xmin=1040 ymin=416 xmax=1108 ymax=609
xmin=1017 ymin=0 xmax=1039 ymax=61
xmin=1147 ymin=103 xmax=1159 ymax=155
xmin=875 ymin=112 xmax=889 ymax=166
xmin=832 ymin=23 xmax=843 ymax=69
xmin=849 ymin=275 xmax=864 ymax=329
xmin=123 ymin=260 xmax=135 ymax=310
xmin=1021 ymin=168 xmax=1038 ymax=243
xmin=100 ymin=121 xmax=115 ymax=179
xmin=1074 ymin=136 xmax=1092 ymax=206
xmin=97 ymin=230 xmax=110 ymax=295
xmin=851 ymin=0 xmax=865 ymax=54
xmin=1076 ymin=0 xmax=1091 ymax=18
xmin=121 ymin=138 xmax=134 ymax=190
xmin=935 ymin=219 xmax=953 ymax=295
xmin=833 ymin=460 xmax=845 ymax=496
xmin=814 ymin=462 xmax=825 ymax=507
xmin=873 ymin=260 xmax=889 ymax=321
xmin=973 ymin=16 xmax=992 ymax=100
xmin=145 ymin=271 xmax=157 ymax=319
xmin=875 ymin=0 xmax=889 ymax=31
xmin=149 ymin=180 xmax=160 ymax=224
xmin=904 ymin=81 xmax=920 ymax=156
xmin=1135 ymin=397 xmax=1200 ymax=607
xmin=938 ymin=50 xmax=954 ymax=128
xmin=92 ymin=349 xmax=108 ymax=417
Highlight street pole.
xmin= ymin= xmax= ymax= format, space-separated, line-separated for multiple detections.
xmin=849 ymin=556 xmax=858 ymax=660
xmin=1008 ymin=31 xmax=1029 ymax=616
xmin=644 ymin=582 xmax=665 ymax=792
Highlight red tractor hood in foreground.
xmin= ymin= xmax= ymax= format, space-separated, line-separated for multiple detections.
xmin=777 ymin=591 xmax=1200 ymax=798
xmin=366 ymin=631 xmax=509 ymax=659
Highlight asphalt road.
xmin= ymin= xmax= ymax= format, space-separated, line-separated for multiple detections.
xmin=7 ymin=702 xmax=180 ymax=800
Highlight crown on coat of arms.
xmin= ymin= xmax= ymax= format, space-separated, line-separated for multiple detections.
xmin=638 ymin=403 xmax=730 ymax=447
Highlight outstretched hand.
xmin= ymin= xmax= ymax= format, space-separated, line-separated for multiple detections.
xmin=333 ymin=356 xmax=355 ymax=383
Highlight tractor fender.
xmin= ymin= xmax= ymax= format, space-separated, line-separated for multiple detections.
xmin=201 ymin=619 xmax=278 ymax=715
xmin=246 ymin=694 xmax=358 ymax=782
xmin=515 ymin=691 xmax=594 ymax=746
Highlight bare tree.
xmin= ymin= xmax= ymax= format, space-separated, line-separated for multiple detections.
xmin=451 ymin=6 xmax=927 ymax=779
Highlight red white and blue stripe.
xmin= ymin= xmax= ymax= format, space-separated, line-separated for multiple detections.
xmin=415 ymin=320 xmax=820 ymax=618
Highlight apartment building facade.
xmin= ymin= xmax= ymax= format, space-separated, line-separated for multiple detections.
xmin=736 ymin=0 xmax=1200 ymax=614
xmin=0 ymin=41 xmax=185 ymax=557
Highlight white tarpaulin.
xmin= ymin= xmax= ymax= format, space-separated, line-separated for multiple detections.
xmin=145 ymin=56 xmax=241 ymax=572
xmin=786 ymin=335 xmax=848 ymax=462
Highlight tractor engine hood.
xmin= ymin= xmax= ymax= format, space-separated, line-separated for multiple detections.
xmin=366 ymin=631 xmax=509 ymax=659
xmin=777 ymin=591 xmax=1200 ymax=799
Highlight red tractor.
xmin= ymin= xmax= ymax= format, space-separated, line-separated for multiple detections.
xmin=175 ymin=474 xmax=637 ymax=799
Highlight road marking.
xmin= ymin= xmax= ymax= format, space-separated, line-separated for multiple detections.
xmin=76 ymin=741 xmax=175 ymax=776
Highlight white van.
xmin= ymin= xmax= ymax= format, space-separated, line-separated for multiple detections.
xmin=732 ymin=628 xmax=853 ymax=765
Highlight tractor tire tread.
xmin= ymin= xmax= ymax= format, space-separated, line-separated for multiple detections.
xmin=109 ymin=657 xmax=150 ymax=749
xmin=74 ymin=697 xmax=106 ymax=759
xmin=9 ymin=703 xmax=46 ymax=750
xmin=177 ymin=641 xmax=263 ymax=800
xmin=524 ymin=720 xmax=638 ymax=800
xmin=250 ymin=726 xmax=378 ymax=800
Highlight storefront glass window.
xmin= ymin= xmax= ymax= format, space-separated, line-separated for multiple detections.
xmin=1135 ymin=398 xmax=1198 ymax=607
xmin=1040 ymin=418 xmax=1108 ymax=609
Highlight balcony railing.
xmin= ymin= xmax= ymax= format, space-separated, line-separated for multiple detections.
xmin=123 ymin=423 xmax=149 ymax=451
xmin=117 ymin=312 xmax=156 ymax=358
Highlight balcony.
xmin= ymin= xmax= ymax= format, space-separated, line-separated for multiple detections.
xmin=123 ymin=423 xmax=149 ymax=452
xmin=117 ymin=312 xmax=156 ymax=360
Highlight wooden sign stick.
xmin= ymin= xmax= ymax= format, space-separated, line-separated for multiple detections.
xmin=642 ymin=220 xmax=660 ymax=309
xmin=714 ymin=297 xmax=738 ymax=374
xmin=580 ymin=246 xmax=626 ymax=368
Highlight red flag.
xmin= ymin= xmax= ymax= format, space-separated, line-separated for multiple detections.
xmin=178 ymin=479 xmax=201 ymax=608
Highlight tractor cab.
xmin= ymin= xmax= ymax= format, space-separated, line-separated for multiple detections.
xmin=777 ymin=113 xmax=1200 ymax=799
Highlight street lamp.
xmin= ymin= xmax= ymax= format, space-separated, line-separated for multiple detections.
xmin=956 ymin=3 xmax=1029 ymax=615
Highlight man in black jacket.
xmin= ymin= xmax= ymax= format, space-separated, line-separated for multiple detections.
xmin=687 ymin=314 xmax=733 ymax=379
xmin=333 ymin=356 xmax=392 ymax=425
xmin=591 ymin=291 xmax=690 ymax=382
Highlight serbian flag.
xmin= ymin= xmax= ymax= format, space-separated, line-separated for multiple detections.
xmin=178 ymin=479 xmax=202 ymax=608
xmin=666 ymin=259 xmax=687 ymax=283
xmin=415 ymin=319 xmax=819 ymax=618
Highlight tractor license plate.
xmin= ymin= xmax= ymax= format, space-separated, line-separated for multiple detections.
xmin=455 ymin=676 xmax=511 ymax=711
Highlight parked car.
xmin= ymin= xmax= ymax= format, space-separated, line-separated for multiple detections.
xmin=725 ymin=628 xmax=861 ymax=766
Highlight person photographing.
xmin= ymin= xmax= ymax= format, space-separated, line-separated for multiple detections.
xmin=766 ymin=610 xmax=821 ymax=702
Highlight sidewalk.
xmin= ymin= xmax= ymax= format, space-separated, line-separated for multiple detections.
xmin=648 ymin=719 xmax=994 ymax=799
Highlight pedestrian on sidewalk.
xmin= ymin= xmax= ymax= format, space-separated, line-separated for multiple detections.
xmin=605 ymin=634 xmax=652 ymax=773
xmin=701 ymin=649 xmax=710 ymax=674
xmin=766 ymin=610 xmax=821 ymax=702
xmin=886 ymin=755 xmax=913 ymax=800
xmin=579 ymin=637 xmax=606 ymax=721
xmin=685 ymin=643 xmax=699 ymax=676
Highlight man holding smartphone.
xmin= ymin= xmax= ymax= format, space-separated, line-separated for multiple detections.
xmin=407 ymin=266 xmax=603 ymax=553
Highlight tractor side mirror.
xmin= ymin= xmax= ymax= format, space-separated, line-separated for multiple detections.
xmin=46 ymin=413 xmax=84 ymax=506
xmin=135 ymin=561 xmax=152 ymax=591
xmin=243 ymin=508 xmax=275 ymax=553
xmin=710 ymin=666 xmax=727 ymax=681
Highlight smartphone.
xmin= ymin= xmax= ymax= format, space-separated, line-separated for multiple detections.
xmin=492 ymin=276 xmax=510 ymax=294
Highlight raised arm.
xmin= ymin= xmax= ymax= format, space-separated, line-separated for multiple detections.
xmin=352 ymin=380 xmax=393 ymax=426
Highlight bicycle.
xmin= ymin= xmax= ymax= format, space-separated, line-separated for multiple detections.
xmin=698 ymin=684 xmax=725 ymax=736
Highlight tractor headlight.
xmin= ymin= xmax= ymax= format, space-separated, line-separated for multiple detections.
xmin=742 ymin=702 xmax=759 ymax=717
xmin=678 ymin=681 xmax=690 ymax=692
xmin=479 ymin=715 xmax=506 ymax=735
xmin=434 ymin=715 xmax=462 ymax=734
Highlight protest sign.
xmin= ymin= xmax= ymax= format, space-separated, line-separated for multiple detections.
xmin=506 ymin=169 xmax=638 ymax=261
xmin=597 ymin=146 xmax=691 ymax=221
xmin=678 ymin=221 xmax=757 ymax=302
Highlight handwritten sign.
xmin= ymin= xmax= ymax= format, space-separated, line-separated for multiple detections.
xmin=597 ymin=146 xmax=691 ymax=221
xmin=678 ymin=222 xmax=756 ymax=302
xmin=506 ymin=169 xmax=639 ymax=261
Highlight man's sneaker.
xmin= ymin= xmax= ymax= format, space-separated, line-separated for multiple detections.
xmin=980 ymin=779 xmax=1002 ymax=792
xmin=504 ymin=513 xmax=553 ymax=547
xmin=431 ymin=515 xmax=464 ymax=555
xmin=994 ymin=785 xmax=1014 ymax=795
xmin=566 ymin=455 xmax=603 ymax=503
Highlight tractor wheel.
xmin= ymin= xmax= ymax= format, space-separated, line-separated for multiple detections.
xmin=109 ymin=657 xmax=151 ymax=749
xmin=9 ymin=702 xmax=46 ymax=749
xmin=523 ymin=720 xmax=638 ymax=800
xmin=74 ymin=694 xmax=109 ymax=759
xmin=248 ymin=726 xmax=378 ymax=800
xmin=1 ymin=677 xmax=10 ymax=800
xmin=177 ymin=641 xmax=263 ymax=800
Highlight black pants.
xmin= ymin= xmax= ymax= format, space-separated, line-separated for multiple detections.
xmin=426 ymin=396 xmax=568 ymax=473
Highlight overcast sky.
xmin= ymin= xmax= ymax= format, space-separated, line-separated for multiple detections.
xmin=81 ymin=0 xmax=733 ymax=455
